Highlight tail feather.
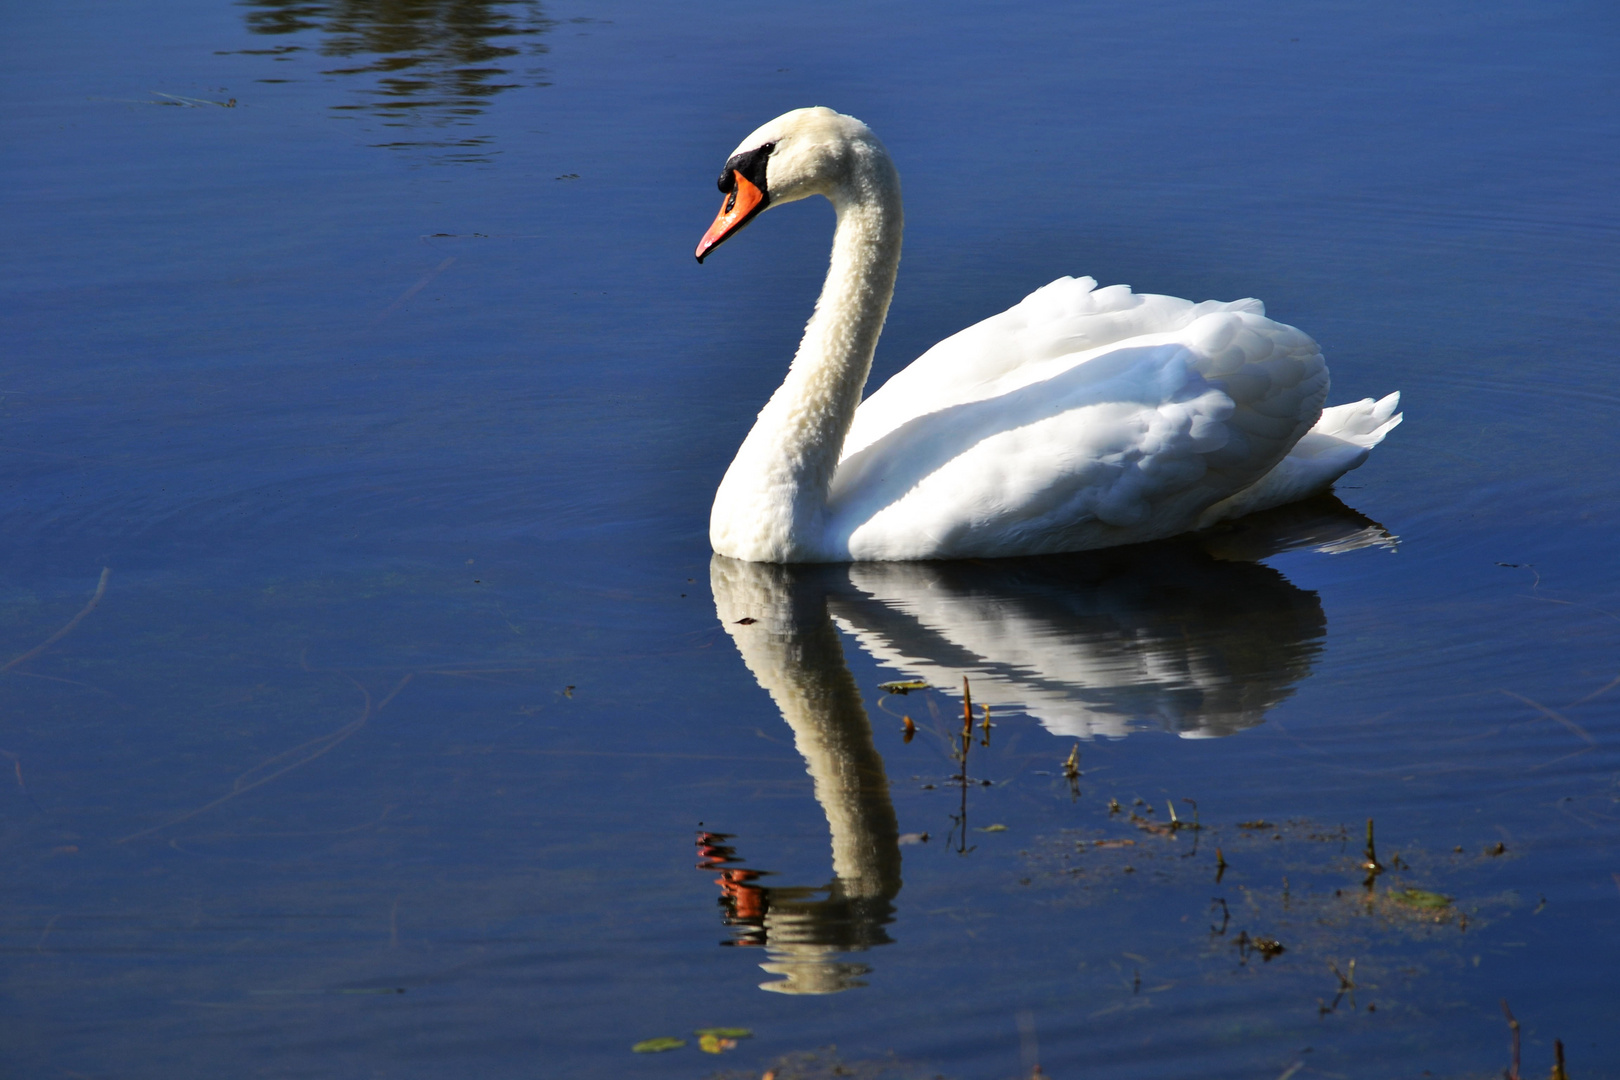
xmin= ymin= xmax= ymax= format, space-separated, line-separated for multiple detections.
xmin=1315 ymin=391 xmax=1403 ymax=448
xmin=1196 ymin=391 xmax=1402 ymax=529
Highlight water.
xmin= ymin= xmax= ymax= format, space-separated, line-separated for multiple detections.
xmin=2 ymin=1 xmax=1617 ymax=1076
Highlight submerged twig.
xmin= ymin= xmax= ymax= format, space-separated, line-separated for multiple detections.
xmin=1210 ymin=897 xmax=1229 ymax=936
xmin=375 ymin=257 xmax=456 ymax=323
xmin=1362 ymin=818 xmax=1384 ymax=886
xmin=116 ymin=672 xmax=411 ymax=843
xmin=1567 ymin=673 xmax=1620 ymax=709
xmin=947 ymin=678 xmax=975 ymax=854
xmin=0 ymin=748 xmax=42 ymax=810
xmin=1501 ymin=999 xmax=1521 ymax=1080
xmin=149 ymin=91 xmax=236 ymax=108
xmin=1320 ymin=958 xmax=1359 ymax=1015
xmin=1499 ymin=689 xmax=1596 ymax=746
xmin=3 ymin=568 xmax=111 ymax=673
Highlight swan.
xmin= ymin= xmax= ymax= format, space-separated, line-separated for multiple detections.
xmin=697 ymin=107 xmax=1401 ymax=563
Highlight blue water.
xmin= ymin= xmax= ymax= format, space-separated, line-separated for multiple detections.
xmin=2 ymin=1 xmax=1617 ymax=1077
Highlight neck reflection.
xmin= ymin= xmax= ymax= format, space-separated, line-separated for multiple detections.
xmin=709 ymin=559 xmax=902 ymax=995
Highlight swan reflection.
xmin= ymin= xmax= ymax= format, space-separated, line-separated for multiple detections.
xmin=705 ymin=497 xmax=1391 ymax=991
xmin=710 ymin=558 xmax=903 ymax=994
xmin=836 ymin=495 xmax=1389 ymax=740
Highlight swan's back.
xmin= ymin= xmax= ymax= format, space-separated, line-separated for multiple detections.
xmin=825 ymin=276 xmax=1331 ymax=561
xmin=845 ymin=277 xmax=1267 ymax=453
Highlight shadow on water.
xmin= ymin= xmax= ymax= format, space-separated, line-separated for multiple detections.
xmin=701 ymin=496 xmax=1395 ymax=993
xmin=236 ymin=0 xmax=556 ymax=156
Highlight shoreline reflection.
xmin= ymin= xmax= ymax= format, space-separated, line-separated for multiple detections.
xmin=238 ymin=0 xmax=556 ymax=156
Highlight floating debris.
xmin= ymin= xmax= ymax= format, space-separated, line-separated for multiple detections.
xmin=1241 ymin=933 xmax=1286 ymax=961
xmin=977 ymin=824 xmax=1008 ymax=833
xmin=1131 ymin=803 xmax=1200 ymax=837
xmin=696 ymin=1027 xmax=752 ymax=1053
xmin=1025 ymin=813 xmax=1518 ymax=1013
xmin=632 ymin=1036 xmax=686 ymax=1053
xmin=879 ymin=679 xmax=928 ymax=694
xmin=746 ymin=1047 xmax=939 ymax=1080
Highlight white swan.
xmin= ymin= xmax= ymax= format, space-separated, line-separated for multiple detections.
xmin=697 ymin=107 xmax=1401 ymax=564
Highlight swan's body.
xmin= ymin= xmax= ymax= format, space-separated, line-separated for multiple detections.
xmin=698 ymin=108 xmax=1400 ymax=563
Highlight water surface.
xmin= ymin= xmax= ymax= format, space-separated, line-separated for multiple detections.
xmin=2 ymin=1 xmax=1617 ymax=1076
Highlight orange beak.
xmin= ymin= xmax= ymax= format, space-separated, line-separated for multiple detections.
xmin=695 ymin=170 xmax=768 ymax=262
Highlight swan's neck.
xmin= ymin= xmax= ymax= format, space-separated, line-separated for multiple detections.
xmin=711 ymin=167 xmax=902 ymax=563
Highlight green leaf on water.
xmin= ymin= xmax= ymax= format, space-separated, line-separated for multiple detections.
xmin=693 ymin=1027 xmax=753 ymax=1039
xmin=631 ymin=1037 xmax=687 ymax=1053
xmin=1391 ymin=888 xmax=1452 ymax=909
xmin=977 ymin=824 xmax=1009 ymax=833
xmin=879 ymin=680 xmax=929 ymax=694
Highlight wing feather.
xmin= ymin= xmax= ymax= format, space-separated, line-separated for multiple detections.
xmin=828 ymin=282 xmax=1330 ymax=561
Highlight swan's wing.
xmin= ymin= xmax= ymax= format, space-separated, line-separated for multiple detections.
xmin=827 ymin=306 xmax=1329 ymax=560
xmin=844 ymin=276 xmax=1263 ymax=458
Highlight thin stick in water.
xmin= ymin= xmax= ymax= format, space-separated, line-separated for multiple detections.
xmin=3 ymin=568 xmax=111 ymax=673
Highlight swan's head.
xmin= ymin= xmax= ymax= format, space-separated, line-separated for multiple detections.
xmin=696 ymin=107 xmax=890 ymax=262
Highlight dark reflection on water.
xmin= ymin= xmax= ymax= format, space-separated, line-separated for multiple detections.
xmin=699 ymin=497 xmax=1388 ymax=993
xmin=237 ymin=0 xmax=554 ymax=153
xmin=831 ymin=497 xmax=1391 ymax=740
